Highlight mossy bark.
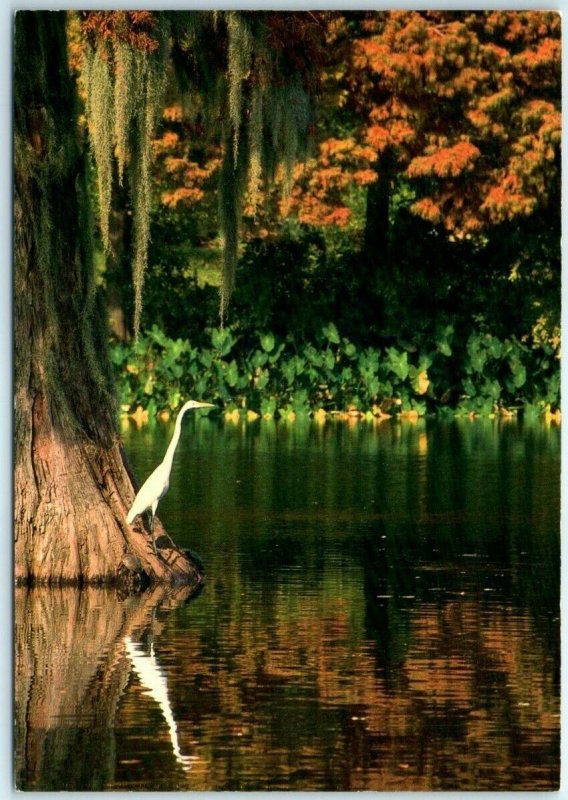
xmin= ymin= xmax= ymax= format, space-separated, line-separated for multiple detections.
xmin=14 ymin=11 xmax=202 ymax=587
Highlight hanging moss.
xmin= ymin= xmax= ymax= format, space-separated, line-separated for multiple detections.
xmin=83 ymin=18 xmax=169 ymax=338
xmin=113 ymin=41 xmax=135 ymax=184
xmin=282 ymin=77 xmax=311 ymax=196
xmin=82 ymin=11 xmax=317 ymax=328
xmin=129 ymin=60 xmax=152 ymax=341
xmin=83 ymin=43 xmax=114 ymax=251
xmin=227 ymin=12 xmax=252 ymax=162
xmin=247 ymin=80 xmax=263 ymax=210
xmin=218 ymin=125 xmax=249 ymax=319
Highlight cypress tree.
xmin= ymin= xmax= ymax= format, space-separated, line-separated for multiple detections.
xmin=14 ymin=11 xmax=201 ymax=585
xmin=14 ymin=10 xmax=323 ymax=583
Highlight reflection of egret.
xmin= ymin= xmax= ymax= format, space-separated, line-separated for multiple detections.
xmin=127 ymin=400 xmax=214 ymax=553
xmin=124 ymin=636 xmax=197 ymax=772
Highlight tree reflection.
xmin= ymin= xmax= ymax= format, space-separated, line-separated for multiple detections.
xmin=15 ymin=584 xmax=196 ymax=790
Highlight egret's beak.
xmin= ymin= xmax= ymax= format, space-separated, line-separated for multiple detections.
xmin=195 ymin=402 xmax=215 ymax=409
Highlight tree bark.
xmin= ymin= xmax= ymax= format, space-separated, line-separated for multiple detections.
xmin=14 ymin=11 xmax=201 ymax=586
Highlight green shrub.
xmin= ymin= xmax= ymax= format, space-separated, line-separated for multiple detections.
xmin=110 ymin=323 xmax=560 ymax=420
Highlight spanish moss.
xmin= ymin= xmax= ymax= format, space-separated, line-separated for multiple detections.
xmin=226 ymin=12 xmax=252 ymax=162
xmin=82 ymin=11 xmax=316 ymax=327
xmin=83 ymin=43 xmax=114 ymax=251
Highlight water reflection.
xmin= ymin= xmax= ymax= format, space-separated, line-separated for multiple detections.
xmin=124 ymin=635 xmax=197 ymax=772
xmin=16 ymin=419 xmax=560 ymax=790
xmin=15 ymin=585 xmax=196 ymax=790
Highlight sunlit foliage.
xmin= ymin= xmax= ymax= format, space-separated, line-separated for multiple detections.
xmin=80 ymin=11 xmax=325 ymax=327
xmin=287 ymin=11 xmax=560 ymax=234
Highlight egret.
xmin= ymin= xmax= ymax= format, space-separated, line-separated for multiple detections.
xmin=127 ymin=399 xmax=214 ymax=553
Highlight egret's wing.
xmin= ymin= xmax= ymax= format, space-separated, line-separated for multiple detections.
xmin=127 ymin=465 xmax=168 ymax=522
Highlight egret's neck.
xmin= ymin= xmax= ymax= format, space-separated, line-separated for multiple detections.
xmin=162 ymin=408 xmax=187 ymax=470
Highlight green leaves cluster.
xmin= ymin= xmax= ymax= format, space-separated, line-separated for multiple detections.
xmin=110 ymin=323 xmax=559 ymax=420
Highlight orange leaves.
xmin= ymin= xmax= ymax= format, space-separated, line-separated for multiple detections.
xmin=163 ymin=105 xmax=184 ymax=123
xmin=407 ymin=142 xmax=480 ymax=179
xmin=410 ymin=198 xmax=442 ymax=225
xmin=283 ymin=136 xmax=378 ymax=227
xmin=275 ymin=11 xmax=559 ymax=235
xmin=353 ymin=169 xmax=377 ymax=186
xmin=81 ymin=11 xmax=161 ymax=53
xmin=297 ymin=197 xmax=352 ymax=227
xmin=153 ymin=131 xmax=180 ymax=154
xmin=342 ymin=10 xmax=560 ymax=234
xmin=366 ymin=125 xmax=390 ymax=152
xmin=162 ymin=187 xmax=206 ymax=207
xmin=480 ymin=183 xmax=536 ymax=224
xmin=159 ymin=156 xmax=219 ymax=208
xmin=153 ymin=108 xmax=220 ymax=210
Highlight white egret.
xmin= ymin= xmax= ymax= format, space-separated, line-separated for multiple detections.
xmin=127 ymin=400 xmax=214 ymax=553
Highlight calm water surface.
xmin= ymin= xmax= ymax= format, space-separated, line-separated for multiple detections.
xmin=15 ymin=418 xmax=560 ymax=790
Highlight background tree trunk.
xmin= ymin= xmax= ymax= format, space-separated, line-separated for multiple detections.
xmin=358 ymin=148 xmax=395 ymax=335
xmin=14 ymin=11 xmax=200 ymax=585
xmin=107 ymin=169 xmax=133 ymax=342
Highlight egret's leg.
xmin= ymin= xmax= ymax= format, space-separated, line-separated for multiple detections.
xmin=149 ymin=513 xmax=157 ymax=555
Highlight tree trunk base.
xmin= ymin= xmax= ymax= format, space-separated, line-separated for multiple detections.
xmin=15 ymin=407 xmax=205 ymax=588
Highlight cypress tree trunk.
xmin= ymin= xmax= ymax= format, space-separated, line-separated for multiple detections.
xmin=14 ymin=11 xmax=201 ymax=586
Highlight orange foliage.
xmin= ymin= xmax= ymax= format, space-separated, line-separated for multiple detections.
xmin=407 ymin=142 xmax=481 ymax=179
xmin=153 ymin=107 xmax=220 ymax=210
xmin=292 ymin=10 xmax=560 ymax=234
xmin=81 ymin=11 xmax=161 ymax=53
xmin=286 ymin=137 xmax=378 ymax=227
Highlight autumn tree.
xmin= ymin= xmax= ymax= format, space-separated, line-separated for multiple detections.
xmin=288 ymin=12 xmax=560 ymax=287
xmin=14 ymin=10 xmax=325 ymax=584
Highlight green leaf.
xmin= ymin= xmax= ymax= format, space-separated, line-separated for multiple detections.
xmin=261 ymin=397 xmax=276 ymax=417
xmin=211 ymin=328 xmax=235 ymax=357
xmin=482 ymin=380 xmax=501 ymax=400
xmin=365 ymin=376 xmax=380 ymax=398
xmin=343 ymin=341 xmax=357 ymax=359
xmin=411 ymin=399 xmax=427 ymax=415
xmin=167 ymin=390 xmax=181 ymax=410
xmin=488 ymin=337 xmax=502 ymax=359
xmin=149 ymin=325 xmax=167 ymax=347
xmin=260 ymin=332 xmax=275 ymax=353
xmin=200 ymin=350 xmax=213 ymax=368
xmin=255 ymin=371 xmax=269 ymax=391
xmin=322 ymin=322 xmax=340 ymax=344
xmin=512 ymin=365 xmax=526 ymax=389
xmin=386 ymin=348 xmax=409 ymax=381
xmin=225 ymin=360 xmax=239 ymax=387
xmin=323 ymin=350 xmax=335 ymax=371
xmin=282 ymin=360 xmax=296 ymax=385
xmin=251 ymin=350 xmax=268 ymax=369
xmin=268 ymin=343 xmax=285 ymax=364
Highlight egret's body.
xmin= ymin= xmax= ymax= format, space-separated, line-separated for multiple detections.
xmin=127 ymin=400 xmax=214 ymax=553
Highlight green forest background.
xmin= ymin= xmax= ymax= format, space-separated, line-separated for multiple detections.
xmin=75 ymin=11 xmax=560 ymax=422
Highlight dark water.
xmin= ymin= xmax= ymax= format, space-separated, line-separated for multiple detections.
xmin=15 ymin=417 xmax=560 ymax=791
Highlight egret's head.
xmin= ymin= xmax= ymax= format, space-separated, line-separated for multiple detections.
xmin=180 ymin=399 xmax=215 ymax=414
